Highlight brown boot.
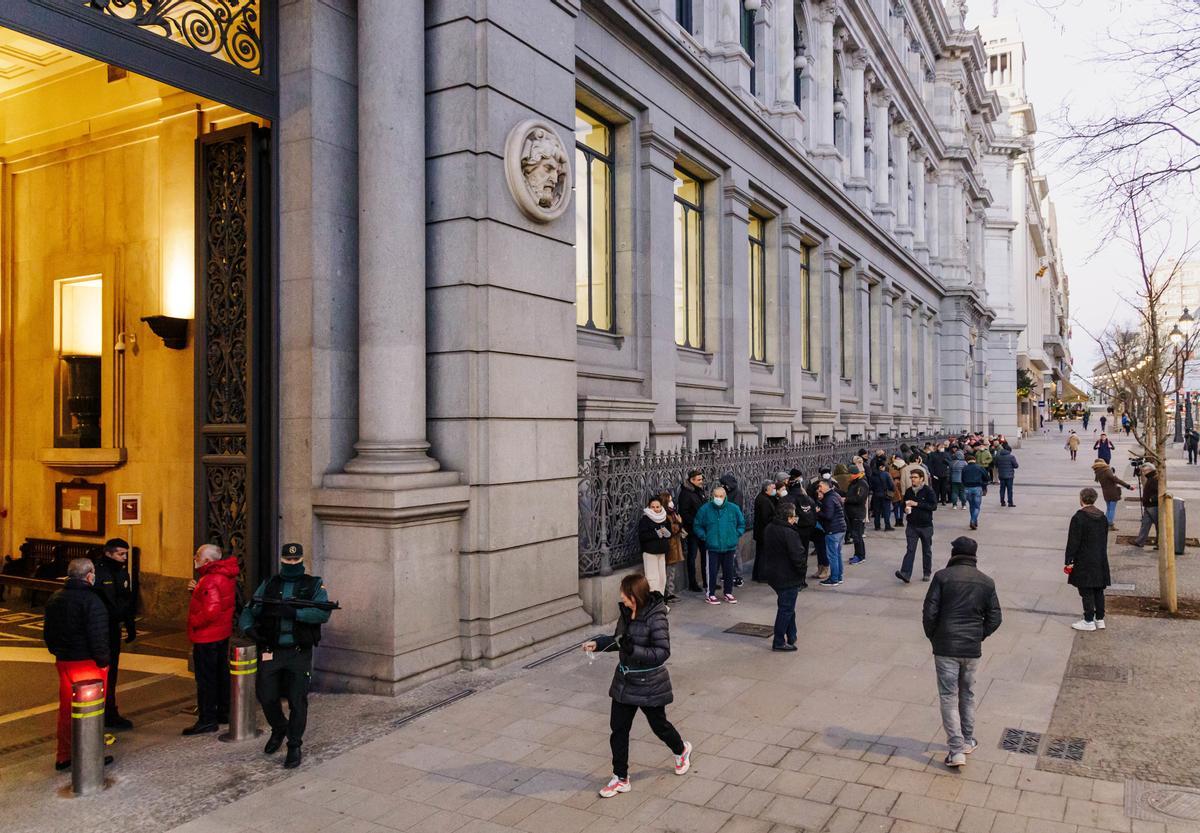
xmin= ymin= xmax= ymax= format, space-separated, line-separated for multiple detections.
xmin=817 ymin=567 xmax=830 ymax=581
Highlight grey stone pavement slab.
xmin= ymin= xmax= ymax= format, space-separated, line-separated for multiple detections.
xmin=5 ymin=428 xmax=1200 ymax=833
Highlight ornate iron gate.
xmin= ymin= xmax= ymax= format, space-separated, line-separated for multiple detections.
xmin=195 ymin=123 xmax=271 ymax=593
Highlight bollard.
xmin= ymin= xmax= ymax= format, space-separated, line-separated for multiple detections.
xmin=220 ymin=642 xmax=261 ymax=742
xmin=70 ymin=678 xmax=107 ymax=796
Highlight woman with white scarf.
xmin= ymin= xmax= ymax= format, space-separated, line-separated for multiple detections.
xmin=638 ymin=496 xmax=673 ymax=597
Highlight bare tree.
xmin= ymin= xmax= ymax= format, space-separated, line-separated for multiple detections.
xmin=1053 ymin=0 xmax=1200 ymax=208
xmin=1088 ymin=193 xmax=1196 ymax=612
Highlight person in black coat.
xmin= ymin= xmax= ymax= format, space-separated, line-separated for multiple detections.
xmin=43 ymin=558 xmax=113 ymax=770
xmin=844 ymin=466 xmax=870 ymax=564
xmin=752 ymin=480 xmax=778 ymax=582
xmin=922 ymin=537 xmax=1002 ymax=767
xmin=927 ymin=446 xmax=951 ymax=505
xmin=92 ymin=538 xmax=136 ymax=729
xmin=897 ymin=470 xmax=939 ymax=583
xmin=584 ymin=574 xmax=691 ymax=798
xmin=868 ymin=459 xmax=895 ymax=531
xmin=760 ymin=506 xmax=807 ymax=651
xmin=677 ymin=471 xmax=707 ymax=592
xmin=1065 ymin=488 xmax=1112 ymax=631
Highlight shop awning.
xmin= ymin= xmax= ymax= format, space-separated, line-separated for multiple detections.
xmin=1059 ymin=378 xmax=1090 ymax=403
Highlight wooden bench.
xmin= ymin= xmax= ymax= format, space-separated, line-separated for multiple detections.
xmin=0 ymin=538 xmax=140 ymax=605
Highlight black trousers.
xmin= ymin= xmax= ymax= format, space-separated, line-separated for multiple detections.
xmin=936 ymin=476 xmax=951 ymax=504
xmin=104 ymin=625 xmax=122 ymax=718
xmin=871 ymin=496 xmax=893 ymax=529
xmin=257 ymin=646 xmax=312 ymax=747
xmin=811 ymin=530 xmax=828 ymax=567
xmin=900 ymin=524 xmax=933 ymax=579
xmin=847 ymin=517 xmax=866 ymax=559
xmin=1189 ymin=447 xmax=1197 ymax=464
xmin=609 ymin=700 xmax=684 ymax=780
xmin=193 ymin=639 xmax=230 ymax=724
xmin=1079 ymin=587 xmax=1106 ymax=622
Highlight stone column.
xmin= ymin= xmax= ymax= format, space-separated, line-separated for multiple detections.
xmin=893 ymin=122 xmax=912 ymax=248
xmin=925 ymin=169 xmax=939 ymax=263
xmin=938 ymin=296 xmax=973 ymax=432
xmin=343 ymin=0 xmax=441 ymax=477
xmin=901 ymin=295 xmax=915 ymax=420
xmin=846 ymin=53 xmax=869 ymax=206
xmin=871 ymin=93 xmax=894 ymax=229
xmin=641 ymin=126 xmax=687 ymax=448
xmin=782 ymin=223 xmax=808 ymax=440
xmin=811 ymin=1 xmax=840 ymax=177
xmin=880 ymin=280 xmax=897 ymax=425
xmin=933 ymin=317 xmax=945 ymax=419
xmin=911 ymin=149 xmax=928 ymax=262
xmin=773 ymin=0 xmax=796 ymax=108
xmin=715 ymin=0 xmax=754 ymax=95
xmin=820 ymin=246 xmax=845 ymax=432
xmin=855 ymin=269 xmax=873 ymax=427
xmin=726 ymin=182 xmax=757 ymax=445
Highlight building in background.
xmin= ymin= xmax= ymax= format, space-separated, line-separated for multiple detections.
xmin=980 ymin=13 xmax=1074 ymax=435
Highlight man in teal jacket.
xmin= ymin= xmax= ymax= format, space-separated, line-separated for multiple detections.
xmin=238 ymin=543 xmax=332 ymax=769
xmin=693 ymin=485 xmax=746 ymax=605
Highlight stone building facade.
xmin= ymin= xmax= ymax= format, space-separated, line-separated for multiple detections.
xmin=0 ymin=0 xmax=1012 ymax=696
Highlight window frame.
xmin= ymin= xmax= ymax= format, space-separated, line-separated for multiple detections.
xmin=748 ymin=214 xmax=767 ymax=362
xmin=741 ymin=4 xmax=757 ymax=96
xmin=676 ymin=0 xmax=694 ymax=33
xmin=574 ymin=106 xmax=617 ymax=332
xmin=673 ymin=167 xmax=705 ymax=350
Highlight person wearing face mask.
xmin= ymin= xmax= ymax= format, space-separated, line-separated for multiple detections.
xmin=657 ymin=490 xmax=685 ymax=603
xmin=583 ymin=574 xmax=691 ymax=798
xmin=638 ymin=497 xmax=674 ymax=601
xmin=752 ymin=480 xmax=778 ymax=582
xmin=693 ymin=486 xmax=746 ymax=604
xmin=43 ymin=558 xmax=113 ymax=771
xmin=760 ymin=503 xmax=808 ymax=650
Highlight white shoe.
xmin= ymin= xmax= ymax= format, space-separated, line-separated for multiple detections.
xmin=1095 ymin=619 xmax=1106 ymax=629
xmin=674 ymin=740 xmax=692 ymax=775
xmin=1071 ymin=620 xmax=1097 ymax=631
xmin=599 ymin=775 xmax=630 ymax=798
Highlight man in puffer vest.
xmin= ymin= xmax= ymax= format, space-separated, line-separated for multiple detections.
xmin=238 ymin=543 xmax=332 ymax=769
xmin=183 ymin=543 xmax=239 ymax=736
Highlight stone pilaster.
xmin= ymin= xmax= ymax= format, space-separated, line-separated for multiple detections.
xmin=938 ymin=295 xmax=974 ymax=432
xmin=854 ymin=268 xmax=872 ymax=428
xmin=817 ymin=244 xmax=846 ymax=433
xmin=725 ymin=181 xmax=758 ymax=445
xmin=900 ymin=294 xmax=915 ymax=420
xmin=811 ymin=1 xmax=842 ymax=178
xmin=781 ymin=222 xmax=809 ymax=440
xmin=881 ymin=280 xmax=898 ymax=423
xmin=871 ymin=93 xmax=894 ymax=230
xmin=987 ymin=325 xmax=1022 ymax=438
xmin=846 ymin=52 xmax=869 ymax=206
xmin=911 ymin=149 xmax=928 ymax=263
xmin=893 ymin=122 xmax=913 ymax=248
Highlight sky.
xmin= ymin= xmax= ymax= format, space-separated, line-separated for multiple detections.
xmin=965 ymin=0 xmax=1192 ymax=383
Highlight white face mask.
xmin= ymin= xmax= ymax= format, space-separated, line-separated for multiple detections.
xmin=779 ymin=488 xmax=788 ymax=497
xmin=714 ymin=497 xmax=725 ymax=506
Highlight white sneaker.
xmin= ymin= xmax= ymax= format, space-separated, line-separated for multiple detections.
xmin=1095 ymin=619 xmax=1106 ymax=629
xmin=944 ymin=751 xmax=967 ymax=767
xmin=599 ymin=775 xmax=630 ymax=798
xmin=1071 ymin=619 xmax=1097 ymax=631
xmin=674 ymin=740 xmax=692 ymax=775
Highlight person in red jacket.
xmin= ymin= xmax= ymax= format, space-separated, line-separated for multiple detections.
xmin=183 ymin=544 xmax=239 ymax=735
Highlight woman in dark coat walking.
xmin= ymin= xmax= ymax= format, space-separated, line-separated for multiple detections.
xmin=1065 ymin=488 xmax=1112 ymax=632
xmin=583 ymin=574 xmax=691 ymax=797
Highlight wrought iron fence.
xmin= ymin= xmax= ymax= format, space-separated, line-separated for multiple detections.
xmin=578 ymin=433 xmax=956 ymax=577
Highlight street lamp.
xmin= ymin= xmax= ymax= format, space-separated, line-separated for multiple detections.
xmin=1182 ymin=308 xmax=1196 ymax=435
xmin=1171 ymin=309 xmax=1194 ymax=443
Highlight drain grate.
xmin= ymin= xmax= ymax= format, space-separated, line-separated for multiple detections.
xmin=1109 ymin=583 xmax=1136 ymax=592
xmin=1044 ymin=736 xmax=1088 ymax=761
xmin=1127 ymin=779 xmax=1200 ymax=822
xmin=1067 ymin=664 xmax=1132 ymax=683
xmin=724 ymin=622 xmax=776 ymax=638
xmin=998 ymin=729 xmax=1046 ymax=758
xmin=1000 ymin=728 xmax=1042 ymax=755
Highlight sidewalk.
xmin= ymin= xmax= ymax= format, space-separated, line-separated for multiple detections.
xmin=5 ymin=431 xmax=1199 ymax=833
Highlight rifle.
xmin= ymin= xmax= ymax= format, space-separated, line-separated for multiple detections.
xmin=253 ymin=596 xmax=341 ymax=612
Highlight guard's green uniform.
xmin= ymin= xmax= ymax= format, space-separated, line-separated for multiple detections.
xmin=238 ymin=559 xmax=330 ymax=751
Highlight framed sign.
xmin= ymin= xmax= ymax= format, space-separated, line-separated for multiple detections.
xmin=117 ymin=493 xmax=143 ymax=526
xmin=55 ymin=482 xmax=106 ymax=536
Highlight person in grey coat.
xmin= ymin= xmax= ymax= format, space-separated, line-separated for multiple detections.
xmin=584 ymin=573 xmax=691 ymax=798
xmin=1065 ymin=488 xmax=1112 ymax=631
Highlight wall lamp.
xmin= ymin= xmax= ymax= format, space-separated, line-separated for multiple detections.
xmin=141 ymin=315 xmax=189 ymax=349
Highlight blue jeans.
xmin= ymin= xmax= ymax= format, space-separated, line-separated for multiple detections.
xmin=1105 ymin=499 xmax=1118 ymax=525
xmin=825 ymin=536 xmax=844 ymax=582
xmin=773 ymin=586 xmax=799 ymax=647
xmin=950 ymin=482 xmax=964 ymax=507
xmin=707 ymin=549 xmax=735 ymax=597
xmin=999 ymin=478 xmax=1014 ymax=506
xmin=965 ymin=486 xmax=983 ymax=525
xmin=934 ymin=656 xmax=980 ymax=755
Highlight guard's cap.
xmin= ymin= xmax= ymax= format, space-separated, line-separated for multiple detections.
xmin=281 ymin=542 xmax=304 ymax=559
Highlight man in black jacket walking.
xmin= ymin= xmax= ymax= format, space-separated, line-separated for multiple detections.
xmin=760 ymin=506 xmax=807 ymax=651
xmin=922 ymin=537 xmax=1002 ymax=768
xmin=43 ymin=558 xmax=113 ymax=771
xmin=896 ymin=470 xmax=938 ymax=583
xmin=93 ymin=537 xmax=137 ymax=729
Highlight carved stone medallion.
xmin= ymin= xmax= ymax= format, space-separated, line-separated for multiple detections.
xmin=504 ymin=119 xmax=571 ymax=222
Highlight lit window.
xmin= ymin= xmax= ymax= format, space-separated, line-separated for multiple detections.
xmin=674 ymin=168 xmax=703 ymax=349
xmin=800 ymin=245 xmax=813 ymax=371
xmin=574 ymin=108 xmax=614 ymax=331
xmin=55 ymin=275 xmax=103 ymax=448
xmin=749 ymin=215 xmax=766 ymax=361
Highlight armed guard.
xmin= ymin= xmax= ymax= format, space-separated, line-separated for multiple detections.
xmin=238 ymin=543 xmax=335 ymax=768
xmin=93 ymin=537 xmax=136 ymax=729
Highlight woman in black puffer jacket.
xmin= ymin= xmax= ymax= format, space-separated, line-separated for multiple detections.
xmin=584 ymin=573 xmax=692 ymax=798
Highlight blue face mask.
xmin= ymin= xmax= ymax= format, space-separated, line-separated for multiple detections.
xmin=713 ymin=497 xmax=725 ymax=506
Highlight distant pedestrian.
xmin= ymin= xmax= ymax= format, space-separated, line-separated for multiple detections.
xmin=896 ymin=469 xmax=938 ymax=583
xmin=1186 ymin=428 xmax=1199 ymax=465
xmin=584 ymin=573 xmax=691 ymax=798
xmin=844 ymin=465 xmax=870 ymax=565
xmin=960 ymin=455 xmax=988 ymax=530
xmin=43 ymin=558 xmax=113 ymax=771
xmin=760 ymin=504 xmax=807 ymax=651
xmin=638 ymin=496 xmax=673 ymax=599
xmin=1082 ymin=412 xmax=1090 ymax=430
xmin=1100 ymin=414 xmax=1107 ymax=432
xmin=972 ymin=446 xmax=992 ymax=493
xmin=752 ymin=480 xmax=778 ymax=582
xmin=1092 ymin=460 xmax=1133 ymax=530
xmin=949 ymin=451 xmax=966 ymax=509
xmin=1093 ymin=433 xmax=1115 ymax=464
xmin=869 ymin=459 xmax=895 ymax=531
xmin=1059 ymin=419 xmax=1065 ymax=433
xmin=677 ymin=470 xmax=707 ymax=593
xmin=1064 ymin=488 xmax=1111 ymax=632
xmin=183 ymin=544 xmax=239 ymax=735
xmin=889 ymin=456 xmax=908 ymax=527
xmin=1132 ymin=463 xmax=1160 ymax=548
xmin=93 ymin=537 xmax=136 ymax=731
xmin=693 ymin=485 xmax=745 ymax=604
xmin=816 ymin=480 xmax=846 ymax=587
xmin=922 ymin=536 xmax=1003 ymax=768
xmin=1066 ymin=431 xmax=1080 ymax=461
xmin=993 ymin=446 xmax=1019 ymax=508
xmin=1122 ymin=414 xmax=1132 ymax=435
